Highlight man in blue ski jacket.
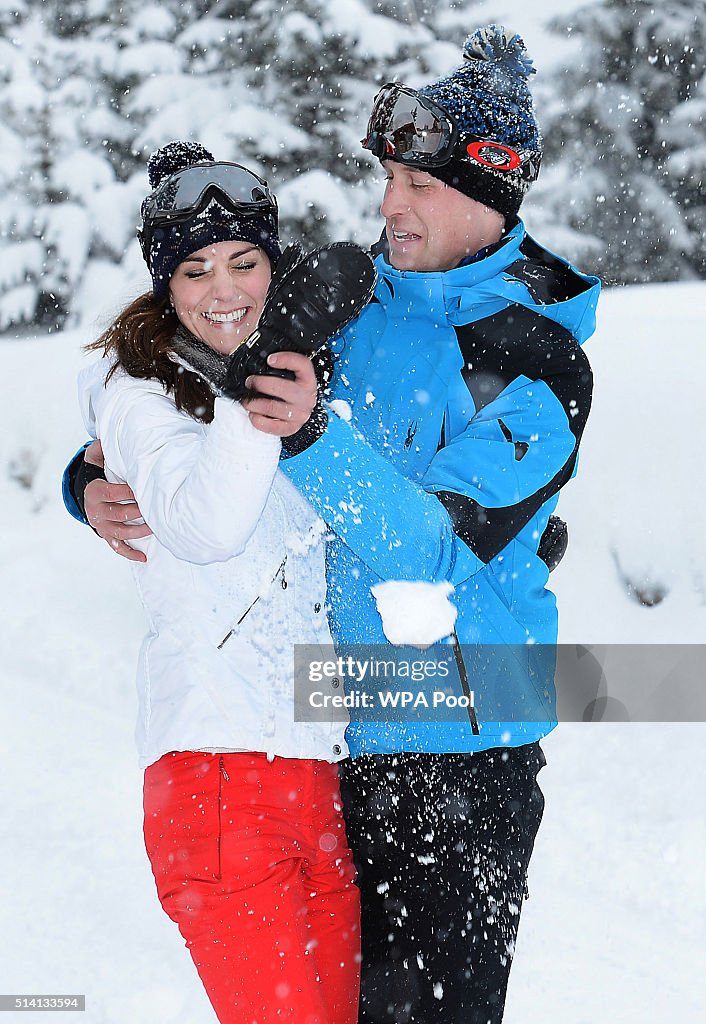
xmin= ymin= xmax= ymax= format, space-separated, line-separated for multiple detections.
xmin=274 ymin=27 xmax=600 ymax=1024
xmin=65 ymin=25 xmax=599 ymax=1024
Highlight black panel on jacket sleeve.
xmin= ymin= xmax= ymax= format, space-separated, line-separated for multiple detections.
xmin=456 ymin=304 xmax=593 ymax=431
xmin=436 ymin=445 xmax=576 ymax=564
xmin=435 ymin=304 xmax=593 ymax=564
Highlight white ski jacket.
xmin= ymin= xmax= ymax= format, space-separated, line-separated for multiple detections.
xmin=79 ymin=358 xmax=347 ymax=768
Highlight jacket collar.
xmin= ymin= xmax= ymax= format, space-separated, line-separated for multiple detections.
xmin=373 ymin=219 xmax=526 ymax=317
xmin=372 ymin=218 xmax=600 ymax=344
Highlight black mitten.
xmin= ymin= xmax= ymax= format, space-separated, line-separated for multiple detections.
xmin=223 ymin=241 xmax=376 ymax=400
xmin=537 ymin=515 xmax=568 ymax=571
xmin=168 ymin=323 xmax=334 ymax=456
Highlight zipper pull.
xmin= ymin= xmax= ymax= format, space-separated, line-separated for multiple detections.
xmin=219 ymin=756 xmax=230 ymax=782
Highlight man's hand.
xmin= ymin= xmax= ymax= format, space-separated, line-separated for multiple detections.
xmin=83 ymin=440 xmax=152 ymax=563
xmin=242 ymin=352 xmax=318 ymax=436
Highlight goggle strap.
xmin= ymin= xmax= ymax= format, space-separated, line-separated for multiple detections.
xmin=364 ymin=83 xmax=540 ymax=183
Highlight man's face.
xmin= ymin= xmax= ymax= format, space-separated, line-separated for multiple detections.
xmin=380 ymin=161 xmax=506 ymax=273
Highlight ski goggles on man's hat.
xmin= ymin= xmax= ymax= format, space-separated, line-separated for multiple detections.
xmin=361 ymin=83 xmax=541 ymax=182
xmin=139 ymin=161 xmax=278 ymax=259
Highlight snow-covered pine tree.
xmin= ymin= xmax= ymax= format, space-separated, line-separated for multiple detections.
xmin=658 ymin=4 xmax=706 ymax=277
xmin=0 ymin=1 xmax=70 ymax=331
xmin=235 ymin=0 xmax=431 ymax=248
xmin=533 ymin=0 xmax=706 ymax=285
xmin=0 ymin=0 xmax=153 ymax=331
xmin=131 ymin=0 xmax=494 ymax=251
xmin=2 ymin=0 xmax=551 ymax=332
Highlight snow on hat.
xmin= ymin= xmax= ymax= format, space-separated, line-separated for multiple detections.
xmin=417 ymin=25 xmax=542 ymax=216
xmin=141 ymin=140 xmax=281 ymax=299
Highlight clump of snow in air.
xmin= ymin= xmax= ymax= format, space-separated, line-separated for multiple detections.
xmin=370 ymin=580 xmax=457 ymax=648
xmin=329 ymin=398 xmax=353 ymax=422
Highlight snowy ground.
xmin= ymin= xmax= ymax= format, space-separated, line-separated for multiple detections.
xmin=3 ymin=0 xmax=704 ymax=1016
xmin=1 ymin=270 xmax=704 ymax=1022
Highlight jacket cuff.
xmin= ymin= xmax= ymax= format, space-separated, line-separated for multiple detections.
xmin=62 ymin=443 xmax=105 ymax=525
xmin=280 ymin=401 xmax=328 ymax=459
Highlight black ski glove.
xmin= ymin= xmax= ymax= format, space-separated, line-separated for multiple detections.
xmin=223 ymin=241 xmax=376 ymax=400
xmin=537 ymin=514 xmax=568 ymax=571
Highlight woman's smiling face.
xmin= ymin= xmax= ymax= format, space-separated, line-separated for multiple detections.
xmin=169 ymin=240 xmax=272 ymax=355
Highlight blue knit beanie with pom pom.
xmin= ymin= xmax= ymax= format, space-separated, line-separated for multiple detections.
xmin=417 ymin=25 xmax=542 ymax=217
xmin=141 ymin=141 xmax=281 ymax=299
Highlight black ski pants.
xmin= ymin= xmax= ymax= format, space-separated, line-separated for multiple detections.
xmin=339 ymin=742 xmax=546 ymax=1024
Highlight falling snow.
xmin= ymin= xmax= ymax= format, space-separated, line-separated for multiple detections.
xmin=2 ymin=271 xmax=703 ymax=1021
xmin=1 ymin=0 xmax=705 ymax=1021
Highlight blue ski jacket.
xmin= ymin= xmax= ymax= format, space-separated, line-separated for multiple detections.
xmin=282 ymin=218 xmax=600 ymax=756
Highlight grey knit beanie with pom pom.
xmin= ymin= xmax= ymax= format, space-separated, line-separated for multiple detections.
xmin=140 ymin=141 xmax=281 ymax=299
xmin=416 ymin=25 xmax=543 ymax=217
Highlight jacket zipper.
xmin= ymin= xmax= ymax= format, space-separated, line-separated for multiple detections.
xmin=216 ymin=756 xmax=228 ymax=879
xmin=217 ymin=556 xmax=288 ymax=649
xmin=437 ymin=418 xmax=478 ymax=733
xmin=451 ymin=630 xmax=480 ymax=735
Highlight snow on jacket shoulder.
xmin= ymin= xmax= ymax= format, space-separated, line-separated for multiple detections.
xmin=78 ymin=358 xmax=346 ymax=767
xmin=280 ymin=219 xmax=601 ymax=756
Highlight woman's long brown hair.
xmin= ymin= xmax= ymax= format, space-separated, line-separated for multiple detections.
xmin=86 ymin=293 xmax=215 ymax=423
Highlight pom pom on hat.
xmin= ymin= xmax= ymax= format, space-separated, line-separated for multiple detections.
xmin=140 ymin=139 xmax=281 ymax=298
xmin=462 ymin=25 xmax=535 ymax=79
xmin=147 ymin=141 xmax=215 ymax=190
xmin=413 ymin=24 xmax=543 ymax=217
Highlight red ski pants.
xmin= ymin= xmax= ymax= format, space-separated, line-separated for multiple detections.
xmin=143 ymin=751 xmax=360 ymax=1024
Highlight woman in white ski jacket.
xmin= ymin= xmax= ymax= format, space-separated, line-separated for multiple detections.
xmin=77 ymin=141 xmax=359 ymax=1024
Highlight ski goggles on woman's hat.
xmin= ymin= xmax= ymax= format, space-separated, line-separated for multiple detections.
xmin=361 ymin=83 xmax=541 ymax=182
xmin=139 ymin=161 xmax=278 ymax=259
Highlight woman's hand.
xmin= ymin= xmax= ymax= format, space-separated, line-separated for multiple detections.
xmin=242 ymin=352 xmax=318 ymax=436
xmin=84 ymin=440 xmax=152 ymax=562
